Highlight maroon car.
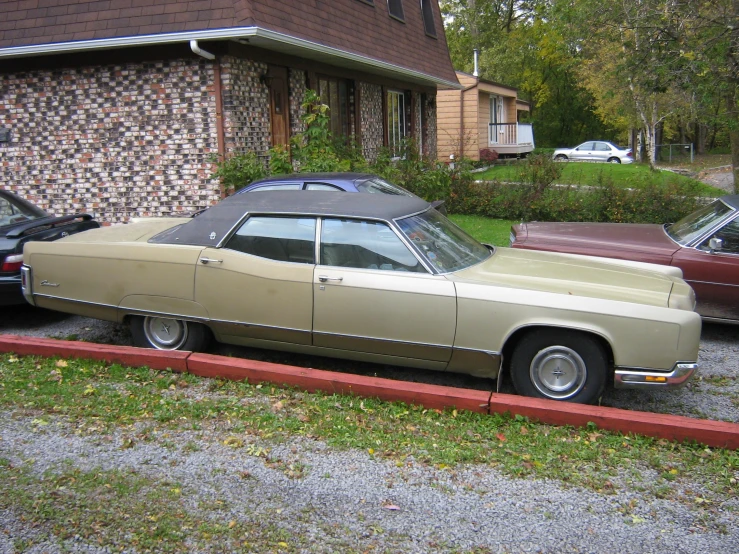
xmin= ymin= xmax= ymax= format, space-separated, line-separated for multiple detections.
xmin=510 ymin=195 xmax=739 ymax=323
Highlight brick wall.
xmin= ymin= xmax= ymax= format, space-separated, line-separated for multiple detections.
xmin=289 ymin=68 xmax=306 ymax=138
xmin=0 ymin=59 xmax=222 ymax=223
xmin=425 ymin=94 xmax=437 ymax=160
xmin=359 ymin=82 xmax=383 ymax=162
xmin=219 ymin=56 xmax=271 ymax=168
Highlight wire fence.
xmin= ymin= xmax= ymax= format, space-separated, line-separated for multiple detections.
xmin=655 ymin=143 xmax=694 ymax=163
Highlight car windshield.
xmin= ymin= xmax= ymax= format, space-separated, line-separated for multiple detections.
xmin=396 ymin=209 xmax=491 ymax=272
xmin=356 ymin=177 xmax=415 ymax=197
xmin=0 ymin=194 xmax=47 ymax=228
xmin=666 ymin=199 xmax=735 ymax=245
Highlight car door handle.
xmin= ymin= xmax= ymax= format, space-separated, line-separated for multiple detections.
xmin=318 ymin=275 xmax=343 ymax=282
xmin=199 ymin=257 xmax=223 ymax=265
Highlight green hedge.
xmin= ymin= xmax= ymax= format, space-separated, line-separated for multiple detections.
xmin=446 ymin=179 xmax=704 ymax=223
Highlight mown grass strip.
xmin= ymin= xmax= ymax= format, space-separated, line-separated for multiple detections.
xmin=1 ymin=353 xmax=737 ymax=502
xmin=476 ymin=162 xmax=724 ymax=196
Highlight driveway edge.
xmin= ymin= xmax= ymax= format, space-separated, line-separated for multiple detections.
xmin=1 ymin=335 xmax=737 ymax=449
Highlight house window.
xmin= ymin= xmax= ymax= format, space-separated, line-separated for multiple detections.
xmin=318 ymin=77 xmax=351 ymax=139
xmin=420 ymin=0 xmax=436 ymax=37
xmin=388 ymin=0 xmax=404 ymax=21
xmin=387 ymin=90 xmax=410 ymax=154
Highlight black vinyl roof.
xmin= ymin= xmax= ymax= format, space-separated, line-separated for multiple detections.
xmin=721 ymin=195 xmax=739 ymax=210
xmin=151 ymin=191 xmax=431 ymax=247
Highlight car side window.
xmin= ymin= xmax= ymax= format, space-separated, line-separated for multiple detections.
xmin=320 ymin=218 xmax=426 ymax=272
xmin=577 ymin=142 xmax=594 ymax=151
xmin=250 ymin=184 xmax=301 ymax=191
xmin=702 ymin=219 xmax=739 ymax=254
xmin=306 ymin=183 xmax=342 ymax=191
xmin=225 ymin=217 xmax=316 ymax=264
xmin=595 ymin=142 xmax=611 ymax=151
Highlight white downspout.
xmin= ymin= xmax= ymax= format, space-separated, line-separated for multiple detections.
xmin=473 ymin=48 xmax=479 ymax=77
xmin=190 ymin=40 xmax=215 ymax=60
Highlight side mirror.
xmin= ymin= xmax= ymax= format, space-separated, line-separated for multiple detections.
xmin=709 ymin=237 xmax=723 ymax=253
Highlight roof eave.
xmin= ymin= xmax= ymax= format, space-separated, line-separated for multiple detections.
xmin=0 ymin=27 xmax=462 ymax=90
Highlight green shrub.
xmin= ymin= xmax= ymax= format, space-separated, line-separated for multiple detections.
xmin=447 ymin=177 xmax=701 ymax=224
xmin=210 ymin=151 xmax=267 ymax=193
xmin=268 ymin=144 xmax=294 ymax=175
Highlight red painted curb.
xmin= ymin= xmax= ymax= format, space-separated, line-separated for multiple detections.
xmin=0 ymin=335 xmax=190 ymax=372
xmin=187 ymin=353 xmax=491 ymax=413
xmin=1 ymin=334 xmax=738 ymax=449
xmin=488 ymin=394 xmax=739 ymax=450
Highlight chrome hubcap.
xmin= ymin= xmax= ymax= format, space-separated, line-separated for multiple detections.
xmin=143 ymin=317 xmax=188 ymax=350
xmin=530 ymin=346 xmax=587 ymax=400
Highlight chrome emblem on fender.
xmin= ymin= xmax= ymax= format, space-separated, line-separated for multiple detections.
xmin=209 ymin=232 xmax=217 ymax=240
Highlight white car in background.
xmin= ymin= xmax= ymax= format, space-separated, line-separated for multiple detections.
xmin=553 ymin=141 xmax=633 ymax=164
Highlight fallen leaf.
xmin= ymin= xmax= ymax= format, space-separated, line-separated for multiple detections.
xmin=383 ymin=504 xmax=401 ymax=511
xmin=228 ymin=520 xmax=236 ymax=529
xmin=496 ymin=433 xmax=506 ymax=442
xmin=55 ymin=360 xmax=68 ymax=368
xmin=519 ymin=426 xmax=528 ymax=435
xmin=223 ymin=437 xmax=243 ymax=448
xmin=272 ymin=401 xmax=284 ymax=411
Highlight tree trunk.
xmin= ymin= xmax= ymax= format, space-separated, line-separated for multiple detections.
xmin=728 ymin=92 xmax=739 ymax=195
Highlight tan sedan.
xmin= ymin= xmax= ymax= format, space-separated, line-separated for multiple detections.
xmin=21 ymin=191 xmax=701 ymax=404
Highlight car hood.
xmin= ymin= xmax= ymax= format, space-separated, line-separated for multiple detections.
xmin=449 ymin=247 xmax=679 ymax=308
xmin=515 ymin=221 xmax=681 ymax=260
xmin=54 ymin=218 xmax=185 ymax=244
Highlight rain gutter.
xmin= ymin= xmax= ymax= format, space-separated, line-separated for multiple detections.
xmin=0 ymin=27 xmax=462 ymax=90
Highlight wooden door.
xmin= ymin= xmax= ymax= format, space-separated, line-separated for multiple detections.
xmin=268 ymin=65 xmax=289 ymax=147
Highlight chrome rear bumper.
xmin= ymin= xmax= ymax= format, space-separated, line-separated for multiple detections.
xmin=20 ymin=265 xmax=34 ymax=306
xmin=614 ymin=362 xmax=697 ymax=390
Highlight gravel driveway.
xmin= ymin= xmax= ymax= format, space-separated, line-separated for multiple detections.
xmin=1 ymin=306 xmax=737 ymax=553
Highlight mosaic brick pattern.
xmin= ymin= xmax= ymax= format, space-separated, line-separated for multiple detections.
xmin=425 ymin=94 xmax=437 ymax=160
xmin=289 ymin=68 xmax=307 ymax=138
xmin=0 ymin=59 xmax=222 ymax=223
xmin=219 ymin=56 xmax=271 ymax=168
xmin=359 ymin=82 xmax=383 ymax=161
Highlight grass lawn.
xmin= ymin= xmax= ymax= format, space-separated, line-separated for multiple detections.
xmin=449 ymin=214 xmax=515 ymax=246
xmin=475 ymin=161 xmax=724 ymax=196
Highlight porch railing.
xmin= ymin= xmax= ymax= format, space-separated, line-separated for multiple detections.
xmin=488 ymin=123 xmax=534 ymax=147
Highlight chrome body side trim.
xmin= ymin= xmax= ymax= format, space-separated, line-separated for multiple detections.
xmin=614 ymin=362 xmax=697 ymax=389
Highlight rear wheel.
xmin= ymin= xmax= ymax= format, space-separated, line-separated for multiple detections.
xmin=608 ymin=157 xmax=621 ymax=164
xmin=130 ymin=315 xmax=210 ymax=352
xmin=555 ymin=154 xmax=568 ymax=161
xmin=510 ymin=329 xmax=607 ymax=404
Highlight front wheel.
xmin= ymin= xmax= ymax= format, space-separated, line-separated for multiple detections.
xmin=608 ymin=157 xmax=621 ymax=164
xmin=554 ymin=154 xmax=568 ymax=161
xmin=130 ymin=315 xmax=211 ymax=352
xmin=509 ymin=329 xmax=607 ymax=404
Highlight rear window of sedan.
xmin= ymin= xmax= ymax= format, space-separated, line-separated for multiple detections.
xmin=225 ymin=217 xmax=316 ymax=264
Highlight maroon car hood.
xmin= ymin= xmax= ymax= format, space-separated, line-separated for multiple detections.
xmin=513 ymin=222 xmax=681 ymax=265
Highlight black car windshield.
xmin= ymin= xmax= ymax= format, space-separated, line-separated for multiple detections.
xmin=0 ymin=193 xmax=47 ymax=228
xmin=356 ymin=177 xmax=415 ymax=197
xmin=666 ymin=199 xmax=735 ymax=245
xmin=396 ymin=209 xmax=491 ymax=272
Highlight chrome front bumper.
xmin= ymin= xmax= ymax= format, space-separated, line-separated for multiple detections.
xmin=614 ymin=362 xmax=697 ymax=390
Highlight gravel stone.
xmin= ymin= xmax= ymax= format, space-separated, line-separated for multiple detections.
xmin=1 ymin=305 xmax=737 ymax=552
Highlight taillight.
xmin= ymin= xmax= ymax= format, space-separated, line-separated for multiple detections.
xmin=626 ymin=150 xmax=633 ymax=157
xmin=2 ymin=254 xmax=23 ymax=272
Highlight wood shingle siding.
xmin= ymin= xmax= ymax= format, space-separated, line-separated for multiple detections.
xmin=0 ymin=1 xmax=457 ymax=84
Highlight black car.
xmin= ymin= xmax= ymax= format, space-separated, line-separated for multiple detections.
xmin=0 ymin=190 xmax=100 ymax=306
